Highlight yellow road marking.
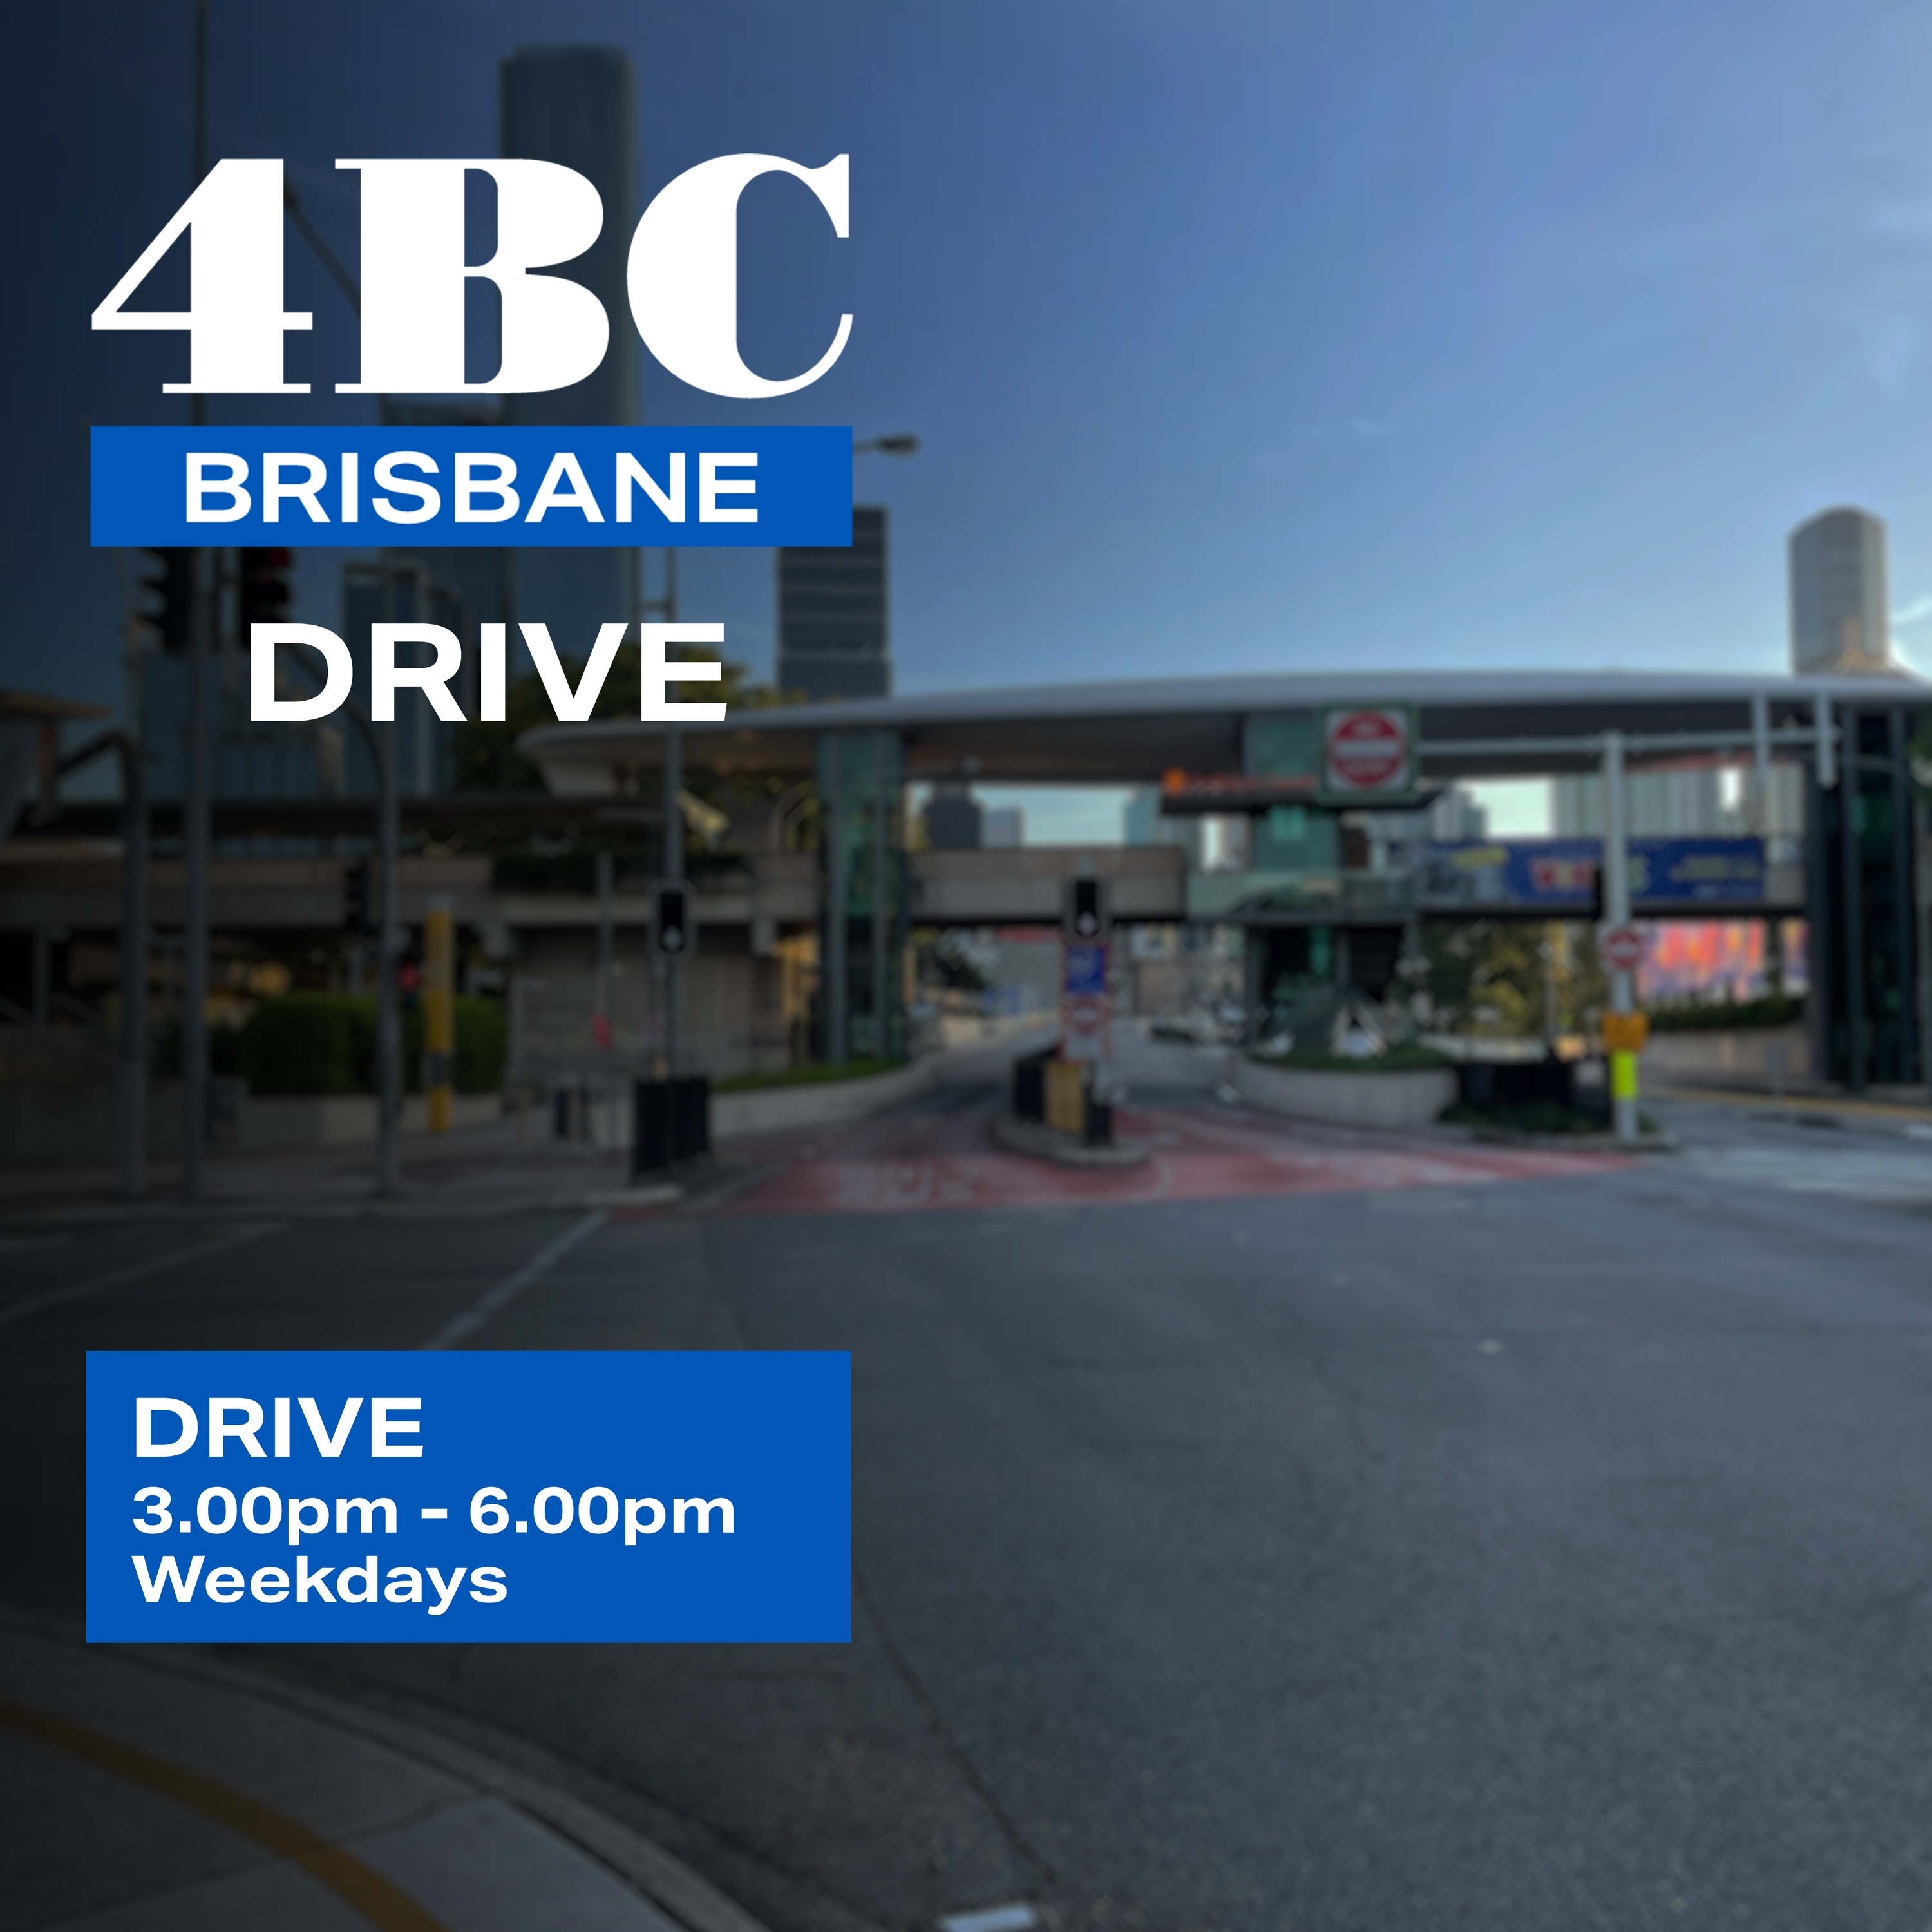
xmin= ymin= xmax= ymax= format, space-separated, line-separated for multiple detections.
xmin=1656 ymin=1084 xmax=1932 ymax=1123
xmin=0 ymin=1698 xmax=452 ymax=1932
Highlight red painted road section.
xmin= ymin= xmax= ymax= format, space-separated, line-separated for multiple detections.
xmin=716 ymin=1101 xmax=1633 ymax=1217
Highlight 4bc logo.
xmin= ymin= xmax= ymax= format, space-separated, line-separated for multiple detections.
xmin=93 ymin=153 xmax=851 ymax=401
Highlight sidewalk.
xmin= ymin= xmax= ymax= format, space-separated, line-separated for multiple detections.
xmin=1 ymin=1614 xmax=767 ymax=1932
xmin=0 ymin=1117 xmax=685 ymax=1225
xmin=1649 ymin=1080 xmax=1932 ymax=1133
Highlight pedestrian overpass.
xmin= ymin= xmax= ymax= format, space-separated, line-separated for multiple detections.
xmin=521 ymin=668 xmax=1927 ymax=1091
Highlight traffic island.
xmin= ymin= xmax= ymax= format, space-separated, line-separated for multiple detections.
xmin=1002 ymin=1046 xmax=1148 ymax=1166
xmin=992 ymin=1110 xmax=1149 ymax=1168
xmin=1234 ymin=1048 xmax=1457 ymax=1129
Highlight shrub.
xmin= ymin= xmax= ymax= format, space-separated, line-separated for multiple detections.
xmin=238 ymin=994 xmax=507 ymax=1095
xmin=452 ymin=998 xmax=507 ymax=1092
xmin=238 ymin=994 xmax=361 ymax=1095
xmin=1647 ymin=992 xmax=1804 ymax=1033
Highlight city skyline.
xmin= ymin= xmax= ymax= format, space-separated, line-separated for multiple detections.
xmin=15 ymin=1 xmax=1932 ymax=721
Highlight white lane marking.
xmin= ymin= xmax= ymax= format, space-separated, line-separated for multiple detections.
xmin=938 ymin=1908 xmax=1039 ymax=1932
xmin=419 ymin=1210 xmax=607 ymax=1350
xmin=0 ymin=1222 xmax=279 ymax=1331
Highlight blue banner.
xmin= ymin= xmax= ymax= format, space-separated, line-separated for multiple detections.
xmin=1403 ymin=837 xmax=1768 ymax=910
xmin=90 ymin=426 xmax=852 ymax=547
xmin=88 ymin=1350 xmax=849 ymax=1642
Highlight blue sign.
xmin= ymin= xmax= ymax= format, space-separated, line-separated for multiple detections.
xmin=90 ymin=426 xmax=852 ymax=548
xmin=1403 ymin=837 xmax=1766 ymax=911
xmin=88 ymin=1350 xmax=849 ymax=1642
xmin=1063 ymin=942 xmax=1108 ymax=996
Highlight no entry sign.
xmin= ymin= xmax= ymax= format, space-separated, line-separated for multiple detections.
xmin=1320 ymin=706 xmax=1415 ymax=799
xmin=1597 ymin=923 xmax=1647 ymax=972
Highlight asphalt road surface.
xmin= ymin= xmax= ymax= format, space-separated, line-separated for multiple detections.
xmin=12 ymin=1049 xmax=1932 ymax=1931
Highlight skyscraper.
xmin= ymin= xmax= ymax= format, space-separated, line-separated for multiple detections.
xmin=1789 ymin=507 xmax=1891 ymax=676
xmin=500 ymin=47 xmax=638 ymax=656
xmin=777 ymin=507 xmax=891 ymax=699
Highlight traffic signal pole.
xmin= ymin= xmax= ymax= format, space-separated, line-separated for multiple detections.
xmin=56 ymin=731 xmax=147 ymax=1198
xmin=181 ymin=548 xmax=213 ymax=1202
xmin=1602 ymin=729 xmax=1638 ymax=1144
xmin=871 ymin=734 xmax=889 ymax=1059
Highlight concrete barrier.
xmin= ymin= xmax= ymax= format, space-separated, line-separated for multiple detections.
xmin=1640 ymin=1023 xmax=1809 ymax=1089
xmin=1233 ymin=1057 xmax=1457 ymax=1130
xmin=711 ymin=1059 xmax=936 ymax=1139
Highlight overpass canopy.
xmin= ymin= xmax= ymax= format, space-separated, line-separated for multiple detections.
xmin=520 ymin=667 xmax=1922 ymax=795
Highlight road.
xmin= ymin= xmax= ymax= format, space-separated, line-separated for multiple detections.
xmin=11 ymin=1046 xmax=1932 ymax=1931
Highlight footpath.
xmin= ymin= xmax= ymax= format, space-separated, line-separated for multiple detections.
xmin=0 ymin=1116 xmax=668 ymax=1226
xmin=1 ymin=1611 xmax=770 ymax=1932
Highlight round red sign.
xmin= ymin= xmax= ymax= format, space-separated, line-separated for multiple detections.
xmin=1598 ymin=924 xmax=1647 ymax=972
xmin=1326 ymin=710 xmax=1408 ymax=791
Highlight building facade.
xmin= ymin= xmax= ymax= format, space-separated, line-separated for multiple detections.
xmin=1790 ymin=507 xmax=1891 ymax=676
xmin=777 ymin=507 xmax=891 ymax=699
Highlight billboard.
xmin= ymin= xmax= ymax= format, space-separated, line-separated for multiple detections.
xmin=1402 ymin=837 xmax=1768 ymax=911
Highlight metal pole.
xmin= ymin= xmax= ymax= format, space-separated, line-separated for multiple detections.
xmin=825 ymin=737 xmax=848 ymax=1065
xmin=869 ymin=734 xmax=889 ymax=1061
xmin=1603 ymin=728 xmax=1638 ymax=1144
xmin=424 ymin=892 xmax=454 ymax=1133
xmin=1890 ymin=706 xmax=1918 ymax=1086
xmin=663 ymin=722 xmax=682 ymax=1079
xmin=1815 ymin=694 xmax=1837 ymax=791
xmin=660 ymin=547 xmax=681 ymax=1079
xmin=178 ymin=1 xmax=211 ymax=1193
xmin=1750 ymin=691 xmax=1773 ymax=837
xmin=181 ymin=547 xmax=213 ymax=1200
xmin=1841 ymin=707 xmax=1865 ymax=1092
xmin=375 ymin=715 xmax=401 ymax=1192
xmin=118 ymin=741 xmax=147 ymax=1199
xmin=55 ymin=729 xmax=147 ymax=1197
xmin=595 ymin=846 xmax=615 ymax=1070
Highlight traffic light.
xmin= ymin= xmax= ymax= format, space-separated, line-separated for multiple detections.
xmin=653 ymin=884 xmax=691 ymax=956
xmin=240 ymin=547 xmax=293 ymax=631
xmin=343 ymin=858 xmax=374 ymax=934
xmin=137 ymin=547 xmax=192 ymax=654
xmin=1064 ymin=875 xmax=1110 ymax=942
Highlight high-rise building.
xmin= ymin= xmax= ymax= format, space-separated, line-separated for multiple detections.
xmin=777 ymin=507 xmax=891 ymax=699
xmin=1789 ymin=507 xmax=1891 ymax=676
xmin=500 ymin=46 xmax=638 ymax=656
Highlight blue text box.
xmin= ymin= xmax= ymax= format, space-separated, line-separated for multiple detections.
xmin=87 ymin=1350 xmax=849 ymax=1642
xmin=90 ymin=427 xmax=852 ymax=547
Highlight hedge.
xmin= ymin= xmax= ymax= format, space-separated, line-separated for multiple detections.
xmin=1647 ymin=992 xmax=1804 ymax=1033
xmin=238 ymin=994 xmax=507 ymax=1095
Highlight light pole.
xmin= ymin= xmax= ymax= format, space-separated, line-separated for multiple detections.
xmin=1602 ymin=730 xmax=1638 ymax=1144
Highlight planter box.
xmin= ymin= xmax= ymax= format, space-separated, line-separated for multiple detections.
xmin=711 ymin=1059 xmax=936 ymax=1139
xmin=1234 ymin=1057 xmax=1457 ymax=1130
xmin=236 ymin=1090 xmax=501 ymax=1153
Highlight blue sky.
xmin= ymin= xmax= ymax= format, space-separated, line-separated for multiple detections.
xmin=13 ymin=0 xmax=1932 ymax=716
